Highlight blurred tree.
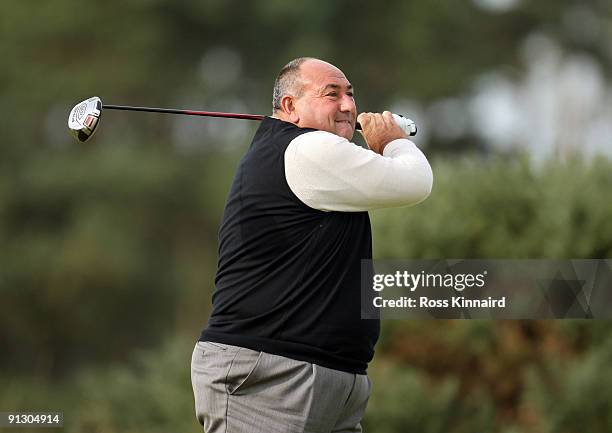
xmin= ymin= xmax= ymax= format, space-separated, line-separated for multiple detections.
xmin=0 ymin=146 xmax=234 ymax=375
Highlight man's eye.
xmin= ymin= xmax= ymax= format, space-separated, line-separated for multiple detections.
xmin=347 ymin=92 xmax=354 ymax=98
xmin=326 ymin=93 xmax=338 ymax=98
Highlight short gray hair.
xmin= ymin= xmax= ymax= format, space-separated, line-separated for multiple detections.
xmin=272 ymin=57 xmax=312 ymax=111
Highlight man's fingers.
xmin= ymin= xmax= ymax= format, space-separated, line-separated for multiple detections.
xmin=359 ymin=111 xmax=397 ymax=128
xmin=382 ymin=111 xmax=400 ymax=130
xmin=362 ymin=112 xmax=383 ymax=132
xmin=382 ymin=111 xmax=394 ymax=127
xmin=383 ymin=111 xmax=406 ymax=137
xmin=357 ymin=111 xmax=408 ymax=155
xmin=357 ymin=112 xmax=373 ymax=129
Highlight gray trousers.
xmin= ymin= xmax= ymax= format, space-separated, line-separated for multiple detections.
xmin=191 ymin=341 xmax=371 ymax=433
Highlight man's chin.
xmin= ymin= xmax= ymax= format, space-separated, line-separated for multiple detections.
xmin=340 ymin=131 xmax=354 ymax=140
xmin=334 ymin=122 xmax=355 ymax=140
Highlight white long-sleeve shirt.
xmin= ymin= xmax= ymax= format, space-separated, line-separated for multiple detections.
xmin=284 ymin=130 xmax=433 ymax=212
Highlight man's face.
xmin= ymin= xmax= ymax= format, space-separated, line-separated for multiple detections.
xmin=292 ymin=60 xmax=357 ymax=140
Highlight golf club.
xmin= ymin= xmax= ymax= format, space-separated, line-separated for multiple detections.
xmin=68 ymin=96 xmax=417 ymax=143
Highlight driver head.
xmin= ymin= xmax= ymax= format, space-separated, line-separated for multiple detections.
xmin=68 ymin=96 xmax=102 ymax=142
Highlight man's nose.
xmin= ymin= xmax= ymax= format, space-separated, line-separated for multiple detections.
xmin=339 ymin=95 xmax=355 ymax=112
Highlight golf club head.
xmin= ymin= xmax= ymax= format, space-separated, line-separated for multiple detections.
xmin=68 ymin=96 xmax=102 ymax=142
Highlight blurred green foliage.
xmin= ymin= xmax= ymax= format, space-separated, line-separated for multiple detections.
xmin=372 ymin=156 xmax=612 ymax=259
xmin=0 ymin=337 xmax=199 ymax=433
xmin=526 ymin=331 xmax=612 ymax=433
xmin=0 ymin=145 xmax=239 ymax=374
xmin=1 ymin=1 xmax=612 ymax=432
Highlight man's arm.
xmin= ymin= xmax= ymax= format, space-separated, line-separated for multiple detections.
xmin=284 ymin=114 xmax=433 ymax=212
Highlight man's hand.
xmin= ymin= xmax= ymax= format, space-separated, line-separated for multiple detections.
xmin=357 ymin=111 xmax=408 ymax=155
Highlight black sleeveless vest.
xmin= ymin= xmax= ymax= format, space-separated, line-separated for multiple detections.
xmin=200 ymin=117 xmax=379 ymax=374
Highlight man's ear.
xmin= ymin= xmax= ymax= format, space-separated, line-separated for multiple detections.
xmin=280 ymin=95 xmax=300 ymax=124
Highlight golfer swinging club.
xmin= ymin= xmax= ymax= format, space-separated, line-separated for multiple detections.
xmin=191 ymin=57 xmax=433 ymax=433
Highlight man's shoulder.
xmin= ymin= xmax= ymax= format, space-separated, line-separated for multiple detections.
xmin=257 ymin=117 xmax=318 ymax=144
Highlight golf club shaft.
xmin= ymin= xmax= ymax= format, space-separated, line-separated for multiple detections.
xmin=103 ymin=104 xmax=265 ymax=122
xmin=103 ymin=103 xmax=369 ymax=131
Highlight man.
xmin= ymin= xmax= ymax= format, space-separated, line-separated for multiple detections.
xmin=191 ymin=57 xmax=433 ymax=433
